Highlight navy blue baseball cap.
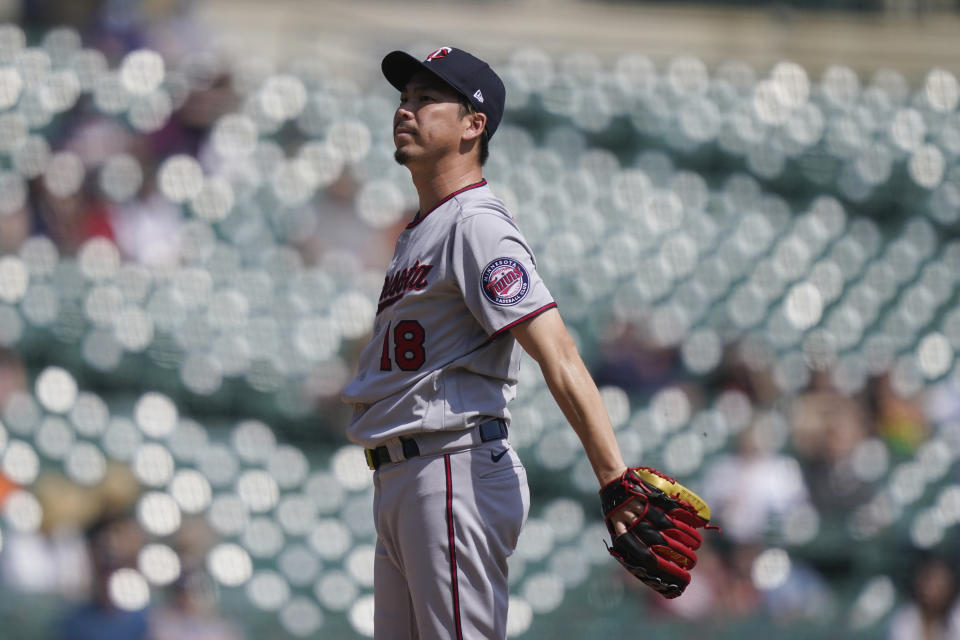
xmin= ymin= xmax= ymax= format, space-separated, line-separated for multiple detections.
xmin=381 ymin=46 xmax=506 ymax=139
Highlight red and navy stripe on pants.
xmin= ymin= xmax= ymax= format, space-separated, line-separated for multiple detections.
xmin=444 ymin=454 xmax=464 ymax=640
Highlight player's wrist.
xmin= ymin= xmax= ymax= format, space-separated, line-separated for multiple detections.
xmin=596 ymin=465 xmax=628 ymax=488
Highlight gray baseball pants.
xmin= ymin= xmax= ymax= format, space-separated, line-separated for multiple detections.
xmin=371 ymin=432 xmax=529 ymax=639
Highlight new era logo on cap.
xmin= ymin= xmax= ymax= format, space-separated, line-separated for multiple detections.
xmin=425 ymin=47 xmax=452 ymax=61
xmin=473 ymin=89 xmax=484 ymax=103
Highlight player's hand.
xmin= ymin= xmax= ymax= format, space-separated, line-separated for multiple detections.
xmin=608 ymin=500 xmax=644 ymax=536
xmin=599 ymin=467 xmax=717 ymax=598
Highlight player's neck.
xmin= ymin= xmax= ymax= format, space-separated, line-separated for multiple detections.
xmin=409 ymin=158 xmax=483 ymax=216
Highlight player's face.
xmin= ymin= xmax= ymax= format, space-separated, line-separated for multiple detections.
xmin=393 ymin=72 xmax=469 ymax=166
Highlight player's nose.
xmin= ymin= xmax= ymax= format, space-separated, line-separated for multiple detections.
xmin=395 ymin=108 xmax=411 ymax=126
xmin=395 ymin=97 xmax=416 ymax=118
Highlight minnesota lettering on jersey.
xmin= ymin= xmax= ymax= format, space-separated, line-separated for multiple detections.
xmin=378 ymin=259 xmax=434 ymax=314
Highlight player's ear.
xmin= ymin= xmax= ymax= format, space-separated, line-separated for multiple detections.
xmin=462 ymin=111 xmax=487 ymax=143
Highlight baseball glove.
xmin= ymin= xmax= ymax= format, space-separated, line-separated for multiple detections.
xmin=599 ymin=466 xmax=715 ymax=599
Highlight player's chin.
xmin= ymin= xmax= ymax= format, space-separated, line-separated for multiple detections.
xmin=394 ymin=147 xmax=414 ymax=166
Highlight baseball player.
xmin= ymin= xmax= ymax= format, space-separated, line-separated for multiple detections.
xmin=341 ymin=46 xmax=713 ymax=639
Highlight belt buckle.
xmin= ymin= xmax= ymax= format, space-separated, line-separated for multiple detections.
xmin=364 ymin=448 xmax=377 ymax=470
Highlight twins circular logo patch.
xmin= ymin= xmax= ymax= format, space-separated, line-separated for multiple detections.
xmin=481 ymin=258 xmax=529 ymax=306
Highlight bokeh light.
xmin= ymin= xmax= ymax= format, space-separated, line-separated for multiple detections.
xmin=138 ymin=543 xmax=182 ymax=586
xmin=2 ymin=489 xmax=43 ymax=532
xmin=242 ymin=517 xmax=284 ymax=558
xmin=136 ymin=491 xmax=182 ymax=537
xmin=308 ymin=519 xmax=352 ymax=561
xmin=134 ymin=392 xmax=178 ymax=438
xmin=108 ymin=569 xmax=150 ymax=611
xmin=279 ymin=598 xmax=324 ymax=637
xmin=314 ymin=571 xmax=358 ymax=611
xmin=348 ymin=595 xmax=375 ymax=638
xmin=752 ymin=548 xmax=791 ymax=590
xmin=247 ymin=570 xmax=291 ymax=611
xmin=207 ymin=543 xmax=253 ymax=587
xmin=277 ymin=544 xmax=320 ymax=586
xmin=2 ymin=439 xmax=39 ymax=485
xmin=65 ymin=441 xmax=107 ymax=486
xmin=132 ymin=443 xmax=175 ymax=487
xmin=120 ymin=49 xmax=164 ymax=95
xmin=0 ymin=256 xmax=29 ymax=304
xmin=236 ymin=469 xmax=280 ymax=513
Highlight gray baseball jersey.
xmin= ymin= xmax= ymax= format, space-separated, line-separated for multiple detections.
xmin=342 ymin=179 xmax=552 ymax=639
xmin=341 ymin=179 xmax=556 ymax=449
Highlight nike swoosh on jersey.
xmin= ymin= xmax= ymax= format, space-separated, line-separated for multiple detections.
xmin=491 ymin=449 xmax=508 ymax=463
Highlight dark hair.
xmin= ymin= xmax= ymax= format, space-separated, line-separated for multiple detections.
xmin=458 ymin=97 xmax=489 ymax=166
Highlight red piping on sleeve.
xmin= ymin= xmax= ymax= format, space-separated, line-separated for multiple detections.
xmin=490 ymin=302 xmax=558 ymax=340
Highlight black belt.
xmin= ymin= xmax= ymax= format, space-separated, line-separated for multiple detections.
xmin=364 ymin=419 xmax=508 ymax=471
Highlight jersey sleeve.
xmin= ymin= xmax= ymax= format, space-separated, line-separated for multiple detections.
xmin=452 ymin=210 xmax=556 ymax=338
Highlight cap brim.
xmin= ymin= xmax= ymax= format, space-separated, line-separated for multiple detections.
xmin=382 ymin=50 xmax=465 ymax=100
xmin=381 ymin=51 xmax=428 ymax=92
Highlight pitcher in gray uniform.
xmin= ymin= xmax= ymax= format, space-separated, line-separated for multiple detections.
xmin=341 ymin=46 xmax=637 ymax=640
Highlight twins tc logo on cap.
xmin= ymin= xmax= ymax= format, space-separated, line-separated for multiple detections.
xmin=425 ymin=47 xmax=452 ymax=61
xmin=482 ymin=258 xmax=529 ymax=306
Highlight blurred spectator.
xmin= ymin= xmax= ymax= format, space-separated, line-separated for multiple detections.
xmin=0 ymin=465 xmax=135 ymax=600
xmin=655 ymin=546 xmax=728 ymax=620
xmin=109 ymin=188 xmax=182 ymax=267
xmin=593 ymin=319 xmax=680 ymax=395
xmin=0 ymin=203 xmax=31 ymax=254
xmin=0 ymin=348 xmax=27 ymax=408
xmin=33 ymin=180 xmax=116 ymax=257
xmin=663 ymin=541 xmax=831 ymax=624
xmin=0 ymin=474 xmax=94 ymax=596
xmin=713 ymin=340 xmax=781 ymax=407
xmin=0 ymin=523 xmax=73 ymax=595
xmin=294 ymin=173 xmax=384 ymax=269
xmin=762 ymin=554 xmax=832 ymax=624
xmin=791 ymin=369 xmax=873 ymax=515
xmin=701 ymin=420 xmax=812 ymax=543
xmin=56 ymin=514 xmax=149 ymax=640
xmin=140 ymin=517 xmax=242 ymax=639
xmin=148 ymin=569 xmax=244 ymax=640
xmin=869 ymin=373 xmax=932 ymax=456
xmin=173 ymin=64 xmax=237 ymax=136
xmin=719 ymin=542 xmax=765 ymax=618
xmin=889 ymin=556 xmax=960 ymax=640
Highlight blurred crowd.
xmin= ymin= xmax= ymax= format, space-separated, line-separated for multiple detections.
xmin=589 ymin=318 xmax=960 ymax=636
xmin=4 ymin=0 xmax=220 ymax=254
xmin=0 ymin=1 xmax=252 ymax=637
xmin=2 ymin=0 xmax=960 ymax=638
xmin=5 ymin=325 xmax=960 ymax=636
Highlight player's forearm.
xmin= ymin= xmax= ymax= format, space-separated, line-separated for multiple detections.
xmin=538 ymin=348 xmax=626 ymax=486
